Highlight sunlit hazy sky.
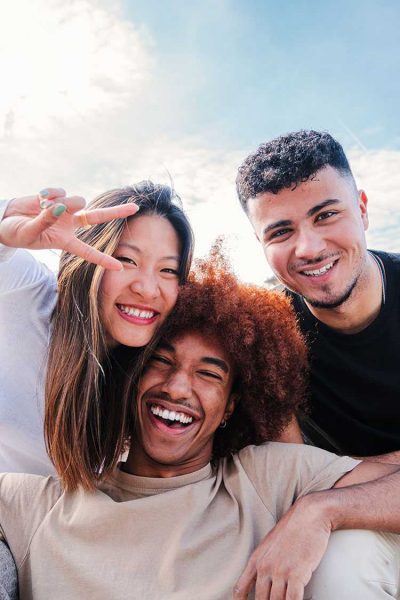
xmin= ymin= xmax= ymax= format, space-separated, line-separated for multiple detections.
xmin=1 ymin=0 xmax=400 ymax=282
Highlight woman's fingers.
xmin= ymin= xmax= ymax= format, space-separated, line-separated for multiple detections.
xmin=66 ymin=237 xmax=123 ymax=271
xmin=10 ymin=203 xmax=68 ymax=245
xmin=38 ymin=188 xmax=67 ymax=201
xmin=73 ymin=203 xmax=139 ymax=227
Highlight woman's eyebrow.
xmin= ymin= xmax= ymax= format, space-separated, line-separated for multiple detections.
xmin=117 ymin=242 xmax=179 ymax=262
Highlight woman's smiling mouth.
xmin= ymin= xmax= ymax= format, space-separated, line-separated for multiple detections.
xmin=116 ymin=303 xmax=159 ymax=325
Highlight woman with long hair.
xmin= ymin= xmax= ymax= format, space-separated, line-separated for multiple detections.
xmin=0 ymin=182 xmax=194 ymax=489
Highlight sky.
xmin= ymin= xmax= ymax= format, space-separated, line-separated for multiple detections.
xmin=1 ymin=0 xmax=400 ymax=283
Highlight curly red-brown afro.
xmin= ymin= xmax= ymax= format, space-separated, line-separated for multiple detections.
xmin=160 ymin=242 xmax=308 ymax=458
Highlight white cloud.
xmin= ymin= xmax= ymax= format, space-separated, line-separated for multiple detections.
xmin=0 ymin=0 xmax=152 ymax=140
xmin=349 ymin=149 xmax=400 ymax=252
xmin=2 ymin=2 xmax=400 ymax=284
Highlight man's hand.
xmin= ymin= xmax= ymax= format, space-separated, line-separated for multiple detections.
xmin=1 ymin=188 xmax=139 ymax=270
xmin=233 ymin=495 xmax=331 ymax=600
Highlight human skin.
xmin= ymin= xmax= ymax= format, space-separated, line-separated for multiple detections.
xmin=123 ymin=332 xmax=236 ymax=478
xmin=247 ymin=166 xmax=383 ymax=334
xmin=0 ymin=189 xmax=182 ymax=348
xmin=246 ymin=166 xmax=400 ymax=463
xmin=100 ymin=215 xmax=181 ymax=348
xmin=122 ymin=330 xmax=400 ymax=599
xmin=0 ymin=188 xmax=138 ymax=270
xmin=233 ymin=460 xmax=400 ymax=600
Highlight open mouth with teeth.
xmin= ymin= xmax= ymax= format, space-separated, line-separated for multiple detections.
xmin=300 ymin=260 xmax=338 ymax=277
xmin=149 ymin=403 xmax=196 ymax=431
xmin=116 ymin=303 xmax=159 ymax=324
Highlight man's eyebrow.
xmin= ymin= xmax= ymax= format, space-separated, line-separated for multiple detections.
xmin=306 ymin=198 xmax=341 ymax=217
xmin=201 ymin=357 xmax=229 ymax=374
xmin=262 ymin=199 xmax=342 ymax=237
xmin=117 ymin=242 xmax=179 ymax=262
xmin=156 ymin=341 xmax=175 ymax=353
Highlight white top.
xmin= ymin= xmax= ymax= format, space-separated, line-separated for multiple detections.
xmin=0 ymin=199 xmax=56 ymax=474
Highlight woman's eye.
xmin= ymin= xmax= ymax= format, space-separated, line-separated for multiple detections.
xmin=115 ymin=256 xmax=137 ymax=266
xmin=161 ymin=268 xmax=179 ymax=276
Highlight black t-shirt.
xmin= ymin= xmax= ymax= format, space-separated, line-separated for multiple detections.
xmin=287 ymin=250 xmax=400 ymax=456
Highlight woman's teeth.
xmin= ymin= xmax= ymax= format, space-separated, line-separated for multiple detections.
xmin=150 ymin=404 xmax=193 ymax=425
xmin=302 ymin=262 xmax=334 ymax=277
xmin=118 ymin=304 xmax=155 ymax=319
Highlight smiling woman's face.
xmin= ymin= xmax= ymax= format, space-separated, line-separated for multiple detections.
xmin=99 ymin=214 xmax=181 ymax=348
xmin=126 ymin=331 xmax=236 ymax=478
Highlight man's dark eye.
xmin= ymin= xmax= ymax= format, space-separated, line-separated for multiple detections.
xmin=316 ymin=211 xmax=336 ymax=221
xmin=270 ymin=228 xmax=291 ymax=239
xmin=199 ymin=370 xmax=222 ymax=381
xmin=151 ymin=355 xmax=171 ymax=365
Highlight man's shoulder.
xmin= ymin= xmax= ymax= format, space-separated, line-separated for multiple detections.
xmin=0 ymin=473 xmax=63 ymax=508
xmin=370 ymin=249 xmax=400 ymax=271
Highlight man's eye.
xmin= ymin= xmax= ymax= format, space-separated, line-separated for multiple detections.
xmin=270 ymin=228 xmax=291 ymax=240
xmin=198 ymin=370 xmax=222 ymax=381
xmin=151 ymin=355 xmax=171 ymax=366
xmin=115 ymin=256 xmax=137 ymax=266
xmin=316 ymin=211 xmax=336 ymax=221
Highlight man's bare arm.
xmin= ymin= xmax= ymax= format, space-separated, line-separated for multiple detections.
xmin=275 ymin=415 xmax=304 ymax=444
xmin=233 ymin=461 xmax=400 ymax=599
xmin=353 ymin=449 xmax=400 ymax=465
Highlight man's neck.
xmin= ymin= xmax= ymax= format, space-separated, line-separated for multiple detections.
xmin=304 ymin=253 xmax=383 ymax=334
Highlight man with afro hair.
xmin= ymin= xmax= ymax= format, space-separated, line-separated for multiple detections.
xmin=0 ymin=246 xmax=399 ymax=599
xmin=237 ymin=130 xmax=400 ymax=463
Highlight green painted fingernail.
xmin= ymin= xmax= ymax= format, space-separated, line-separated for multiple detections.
xmin=39 ymin=189 xmax=49 ymax=197
xmin=52 ymin=204 xmax=67 ymax=217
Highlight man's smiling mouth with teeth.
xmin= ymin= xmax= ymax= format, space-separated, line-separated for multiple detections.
xmin=117 ymin=304 xmax=156 ymax=319
xmin=150 ymin=404 xmax=193 ymax=426
xmin=301 ymin=261 xmax=335 ymax=277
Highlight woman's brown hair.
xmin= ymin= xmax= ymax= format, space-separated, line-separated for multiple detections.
xmin=45 ymin=181 xmax=194 ymax=491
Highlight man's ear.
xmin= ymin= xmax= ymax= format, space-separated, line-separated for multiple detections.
xmin=358 ymin=190 xmax=369 ymax=231
xmin=224 ymin=392 xmax=239 ymax=421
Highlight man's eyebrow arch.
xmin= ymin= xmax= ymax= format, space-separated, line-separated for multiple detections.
xmin=262 ymin=199 xmax=342 ymax=237
xmin=201 ymin=357 xmax=229 ymax=373
xmin=117 ymin=242 xmax=179 ymax=262
xmin=157 ymin=341 xmax=175 ymax=352
xmin=306 ymin=198 xmax=341 ymax=217
xmin=263 ymin=219 xmax=292 ymax=236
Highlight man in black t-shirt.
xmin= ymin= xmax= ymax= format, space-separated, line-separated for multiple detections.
xmin=236 ymin=129 xmax=400 ymax=463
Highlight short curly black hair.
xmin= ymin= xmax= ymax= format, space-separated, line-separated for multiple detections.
xmin=236 ymin=130 xmax=354 ymax=212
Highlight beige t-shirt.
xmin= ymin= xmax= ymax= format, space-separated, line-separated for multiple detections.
xmin=0 ymin=442 xmax=358 ymax=600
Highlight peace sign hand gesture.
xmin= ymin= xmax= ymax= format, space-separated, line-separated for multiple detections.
xmin=0 ymin=188 xmax=138 ymax=270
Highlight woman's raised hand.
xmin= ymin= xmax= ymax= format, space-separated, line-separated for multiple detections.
xmin=0 ymin=188 xmax=139 ymax=270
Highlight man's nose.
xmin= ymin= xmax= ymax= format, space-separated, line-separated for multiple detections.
xmin=294 ymin=228 xmax=327 ymax=261
xmin=161 ymin=370 xmax=192 ymax=400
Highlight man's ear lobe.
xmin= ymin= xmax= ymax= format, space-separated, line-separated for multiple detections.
xmin=225 ymin=392 xmax=239 ymax=420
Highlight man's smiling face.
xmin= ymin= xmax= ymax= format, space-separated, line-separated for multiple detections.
xmin=127 ymin=331 xmax=236 ymax=478
xmin=247 ymin=166 xmax=370 ymax=309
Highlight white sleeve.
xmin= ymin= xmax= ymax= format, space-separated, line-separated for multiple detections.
xmin=0 ymin=199 xmax=16 ymax=262
xmin=0 ymin=248 xmax=55 ymax=295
